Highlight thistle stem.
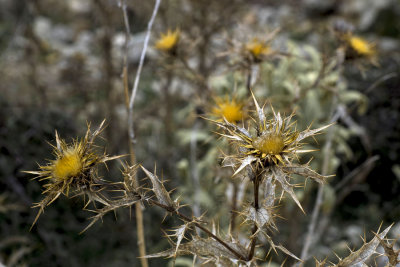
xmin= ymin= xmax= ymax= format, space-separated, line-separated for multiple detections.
xmin=247 ymin=170 xmax=261 ymax=261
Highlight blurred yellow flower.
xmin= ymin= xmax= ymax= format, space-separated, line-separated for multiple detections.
xmin=246 ymin=38 xmax=269 ymax=60
xmin=155 ymin=29 xmax=180 ymax=52
xmin=212 ymin=96 xmax=245 ymax=123
xmin=348 ymin=36 xmax=376 ymax=57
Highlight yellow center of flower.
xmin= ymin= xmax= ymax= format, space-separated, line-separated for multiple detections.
xmin=155 ymin=29 xmax=180 ymax=52
xmin=252 ymin=133 xmax=285 ymax=155
xmin=212 ymin=100 xmax=244 ymax=123
xmin=53 ymin=149 xmax=82 ymax=180
xmin=349 ymin=36 xmax=375 ymax=56
xmin=246 ymin=39 xmax=269 ymax=58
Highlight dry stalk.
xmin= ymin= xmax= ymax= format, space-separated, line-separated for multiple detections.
xmin=119 ymin=1 xmax=162 ymax=266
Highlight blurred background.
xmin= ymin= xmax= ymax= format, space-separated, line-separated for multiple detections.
xmin=0 ymin=0 xmax=399 ymax=266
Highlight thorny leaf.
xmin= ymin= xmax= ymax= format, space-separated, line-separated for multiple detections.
xmin=246 ymin=204 xmax=272 ymax=229
xmin=122 ymin=164 xmax=139 ymax=191
xmin=296 ymin=124 xmax=332 ymax=143
xmin=221 ymin=118 xmax=252 ymax=139
xmin=250 ymin=91 xmax=266 ymax=127
xmin=376 ymin=235 xmax=400 ymax=266
xmin=281 ymin=163 xmax=330 ymax=184
xmin=260 ymin=230 xmax=301 ymax=262
xmin=262 ymin=175 xmax=276 ymax=207
xmin=333 ymin=224 xmax=392 ymax=267
xmin=272 ymin=167 xmax=305 ymax=213
xmin=145 ymin=236 xmax=248 ymax=264
xmin=233 ymin=155 xmax=257 ymax=176
xmin=81 ymin=194 xmax=142 ymax=233
xmin=141 ymin=166 xmax=175 ymax=208
xmin=167 ymin=222 xmax=193 ymax=256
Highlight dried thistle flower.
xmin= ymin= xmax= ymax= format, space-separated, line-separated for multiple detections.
xmin=214 ymin=94 xmax=331 ymax=211
xmin=25 ymin=120 xmax=121 ymax=227
xmin=211 ymin=95 xmax=246 ymax=124
xmin=155 ymin=29 xmax=180 ymax=53
xmin=245 ymin=38 xmax=270 ymax=62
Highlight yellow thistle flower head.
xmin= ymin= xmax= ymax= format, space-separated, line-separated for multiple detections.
xmin=246 ymin=38 xmax=270 ymax=61
xmin=211 ymin=96 xmax=245 ymax=123
xmin=213 ymin=93 xmax=331 ymax=212
xmin=155 ymin=29 xmax=180 ymax=53
xmin=347 ymin=35 xmax=376 ymax=57
xmin=25 ymin=120 xmax=121 ymax=227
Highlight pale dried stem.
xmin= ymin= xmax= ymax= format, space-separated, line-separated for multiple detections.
xmin=247 ymin=169 xmax=261 ymax=261
xmin=128 ymin=0 xmax=162 ymax=143
xmin=120 ymin=1 xmax=162 ymax=266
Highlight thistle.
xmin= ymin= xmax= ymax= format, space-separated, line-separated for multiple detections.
xmin=211 ymin=95 xmax=246 ymax=124
xmin=155 ymin=29 xmax=180 ymax=53
xmin=214 ymin=93 xmax=331 ymax=212
xmin=25 ymin=120 xmax=121 ymax=227
xmin=347 ymin=35 xmax=376 ymax=57
xmin=245 ymin=38 xmax=270 ymax=62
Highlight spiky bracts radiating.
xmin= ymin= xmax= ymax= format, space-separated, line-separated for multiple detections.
xmin=25 ymin=120 xmax=122 ymax=227
xmin=213 ymin=93 xmax=331 ymax=211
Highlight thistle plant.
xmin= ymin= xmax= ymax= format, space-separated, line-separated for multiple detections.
xmin=155 ymin=28 xmax=180 ymax=54
xmin=25 ymin=120 xmax=121 ymax=227
xmin=213 ymin=94 xmax=331 ymax=213
xmin=211 ymin=95 xmax=246 ymax=124
xmin=19 ymin=1 xmax=399 ymax=266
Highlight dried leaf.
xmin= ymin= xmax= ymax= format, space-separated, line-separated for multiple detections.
xmin=246 ymin=205 xmax=272 ymax=229
xmin=376 ymin=235 xmax=400 ymax=266
xmin=233 ymin=156 xmax=257 ymax=176
xmin=141 ymin=166 xmax=175 ymax=208
xmin=334 ymin=225 xmax=392 ymax=266
xmin=272 ymin=168 xmax=304 ymax=213
xmin=296 ymin=124 xmax=332 ymax=142
xmin=250 ymin=91 xmax=265 ymax=126
xmin=145 ymin=236 xmax=247 ymax=263
xmin=281 ymin=164 xmax=329 ymax=184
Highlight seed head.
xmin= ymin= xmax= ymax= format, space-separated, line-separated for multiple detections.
xmin=212 ymin=93 xmax=331 ymax=211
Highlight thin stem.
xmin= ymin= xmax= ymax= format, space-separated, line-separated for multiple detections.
xmin=128 ymin=0 xmax=161 ymax=143
xmin=229 ymin=180 xmax=238 ymax=233
xmin=246 ymin=65 xmax=252 ymax=94
xmin=247 ymin=171 xmax=260 ymax=261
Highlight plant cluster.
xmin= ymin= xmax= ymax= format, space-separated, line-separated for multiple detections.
xmin=16 ymin=0 xmax=399 ymax=266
